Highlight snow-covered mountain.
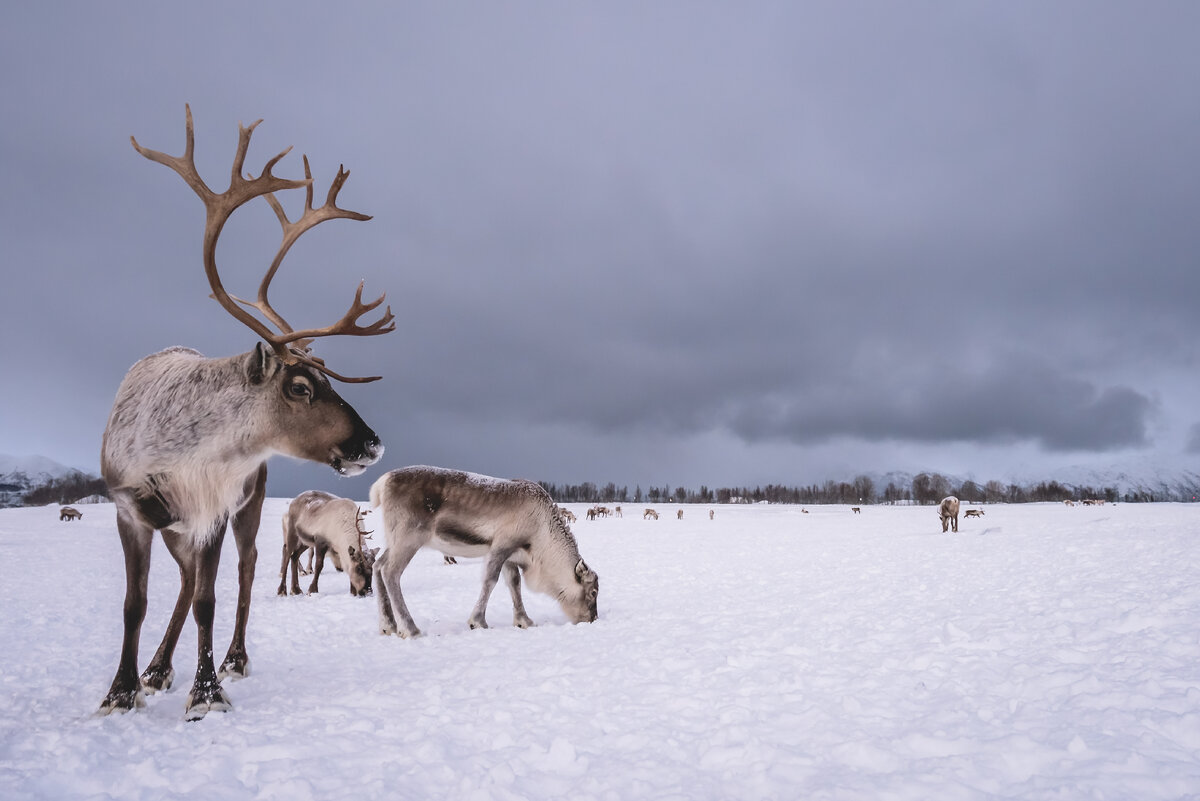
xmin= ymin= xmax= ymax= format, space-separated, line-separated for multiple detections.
xmin=0 ymin=453 xmax=92 ymax=506
xmin=857 ymin=457 xmax=1200 ymax=502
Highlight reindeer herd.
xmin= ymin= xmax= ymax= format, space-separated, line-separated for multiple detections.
xmin=87 ymin=108 xmax=604 ymax=721
xmin=87 ymin=108 xmax=1008 ymax=723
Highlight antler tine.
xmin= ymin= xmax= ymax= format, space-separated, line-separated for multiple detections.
xmin=355 ymin=507 xmax=374 ymax=537
xmin=281 ymin=281 xmax=396 ymax=343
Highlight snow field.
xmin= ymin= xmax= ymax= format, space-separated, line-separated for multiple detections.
xmin=1 ymin=500 xmax=1198 ymax=799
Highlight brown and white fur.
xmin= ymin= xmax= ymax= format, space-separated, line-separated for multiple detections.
xmin=99 ymin=344 xmax=383 ymax=719
xmin=369 ymin=466 xmax=599 ymax=638
xmin=938 ymin=496 xmax=961 ymax=533
xmin=278 ymin=490 xmax=373 ymax=597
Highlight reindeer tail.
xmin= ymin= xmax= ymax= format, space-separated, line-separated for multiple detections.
xmin=369 ymin=472 xmax=390 ymax=509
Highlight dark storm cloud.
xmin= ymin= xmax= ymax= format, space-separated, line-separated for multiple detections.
xmin=2 ymin=2 xmax=1199 ymax=492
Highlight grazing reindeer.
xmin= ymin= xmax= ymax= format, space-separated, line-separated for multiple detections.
xmin=98 ymin=107 xmax=393 ymax=720
xmin=60 ymin=507 xmax=83 ymax=521
xmin=850 ymin=507 xmax=861 ymax=514
xmin=963 ymin=509 xmax=985 ymax=519
xmin=643 ymin=509 xmax=659 ymax=520
xmin=938 ymin=496 xmax=961 ymax=533
xmin=370 ymin=466 xmax=599 ymax=637
xmin=278 ymin=491 xmax=375 ymax=597
xmin=558 ymin=507 xmax=577 ymax=523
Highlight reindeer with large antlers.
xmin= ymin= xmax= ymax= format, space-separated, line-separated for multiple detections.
xmin=98 ymin=106 xmax=394 ymax=720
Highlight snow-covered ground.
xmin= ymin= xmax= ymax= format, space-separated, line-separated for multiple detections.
xmin=2 ymin=499 xmax=1198 ymax=800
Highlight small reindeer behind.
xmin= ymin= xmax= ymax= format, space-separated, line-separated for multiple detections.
xmin=278 ymin=491 xmax=375 ymax=597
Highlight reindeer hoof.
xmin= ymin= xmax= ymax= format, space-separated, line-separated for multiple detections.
xmin=140 ymin=666 xmax=175 ymax=694
xmin=218 ymin=657 xmax=250 ymax=681
xmin=97 ymin=688 xmax=146 ymax=716
xmin=514 ymin=616 xmax=535 ymax=629
xmin=468 ymin=619 xmax=488 ymax=630
xmin=184 ymin=683 xmax=233 ymax=721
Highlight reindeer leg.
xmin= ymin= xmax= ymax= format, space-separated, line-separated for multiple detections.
xmin=504 ymin=561 xmax=535 ymax=629
xmin=98 ymin=497 xmax=154 ymax=714
xmin=220 ymin=464 xmax=265 ymax=680
xmin=277 ymin=541 xmax=291 ymax=596
xmin=184 ymin=519 xmax=233 ymax=721
xmin=469 ymin=548 xmax=516 ymax=630
xmin=140 ymin=527 xmax=195 ymax=694
xmin=375 ymin=543 xmax=422 ymax=638
xmin=308 ymin=546 xmax=326 ymax=594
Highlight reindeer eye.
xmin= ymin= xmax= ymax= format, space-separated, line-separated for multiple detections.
xmin=287 ymin=378 xmax=313 ymax=399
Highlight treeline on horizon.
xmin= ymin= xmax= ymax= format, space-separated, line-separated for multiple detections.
xmin=539 ymin=472 xmax=1183 ymax=506
xmin=2 ymin=470 xmax=1188 ymax=508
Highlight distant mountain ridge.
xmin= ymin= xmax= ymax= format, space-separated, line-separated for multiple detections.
xmin=857 ymin=458 xmax=1200 ymax=502
xmin=0 ymin=453 xmax=94 ymax=507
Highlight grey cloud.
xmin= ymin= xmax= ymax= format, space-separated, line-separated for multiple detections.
xmin=3 ymin=2 xmax=1200 ymax=494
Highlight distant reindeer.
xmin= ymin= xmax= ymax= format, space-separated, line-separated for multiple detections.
xmin=676 ymin=509 xmax=684 ymax=520
xmin=370 ymin=466 xmax=599 ymax=637
xmin=278 ymin=491 xmax=375 ymax=597
xmin=613 ymin=506 xmax=622 ymax=518
xmin=709 ymin=509 xmax=714 ymax=520
xmin=98 ymin=107 xmax=393 ymax=720
xmin=558 ymin=507 xmax=577 ymax=523
xmin=60 ymin=506 xmax=83 ymax=521
xmin=850 ymin=507 xmax=861 ymax=514
xmin=1064 ymin=500 xmax=1076 ymax=507
xmin=643 ymin=509 xmax=659 ymax=520
xmin=963 ymin=509 xmax=985 ymax=519
xmin=938 ymin=496 xmax=961 ymax=533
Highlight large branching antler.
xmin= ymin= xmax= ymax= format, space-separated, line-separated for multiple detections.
xmin=131 ymin=104 xmax=395 ymax=383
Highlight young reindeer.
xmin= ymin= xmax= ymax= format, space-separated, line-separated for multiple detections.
xmin=99 ymin=106 xmax=394 ymax=720
xmin=938 ymin=496 xmax=961 ymax=533
xmin=278 ymin=491 xmax=374 ymax=597
xmin=370 ymin=466 xmax=599 ymax=638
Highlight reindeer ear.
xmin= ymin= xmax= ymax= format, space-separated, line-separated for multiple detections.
xmin=348 ymin=545 xmax=357 ymax=557
xmin=246 ymin=342 xmax=278 ymax=385
xmin=575 ymin=559 xmax=591 ymax=581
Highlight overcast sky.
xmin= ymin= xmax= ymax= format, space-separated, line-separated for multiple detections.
xmin=3 ymin=3 xmax=1199 ymax=498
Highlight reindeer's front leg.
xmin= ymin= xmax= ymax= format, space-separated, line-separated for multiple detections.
xmin=184 ymin=519 xmax=233 ymax=721
xmin=98 ymin=499 xmax=154 ymax=714
xmin=469 ymin=548 xmax=517 ymax=630
xmin=140 ymin=527 xmax=196 ymax=694
xmin=503 ymin=561 xmax=535 ymax=629
xmin=221 ymin=464 xmax=265 ymax=680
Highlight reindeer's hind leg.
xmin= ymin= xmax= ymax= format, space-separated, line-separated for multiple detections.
xmin=139 ymin=527 xmax=195 ymax=694
xmin=503 ymin=561 xmax=534 ymax=629
xmin=469 ymin=547 xmax=517 ymax=630
xmin=375 ymin=542 xmax=423 ymax=638
xmin=98 ymin=496 xmax=154 ymax=714
xmin=221 ymin=463 xmax=265 ymax=680
xmin=184 ymin=519 xmax=233 ymax=721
